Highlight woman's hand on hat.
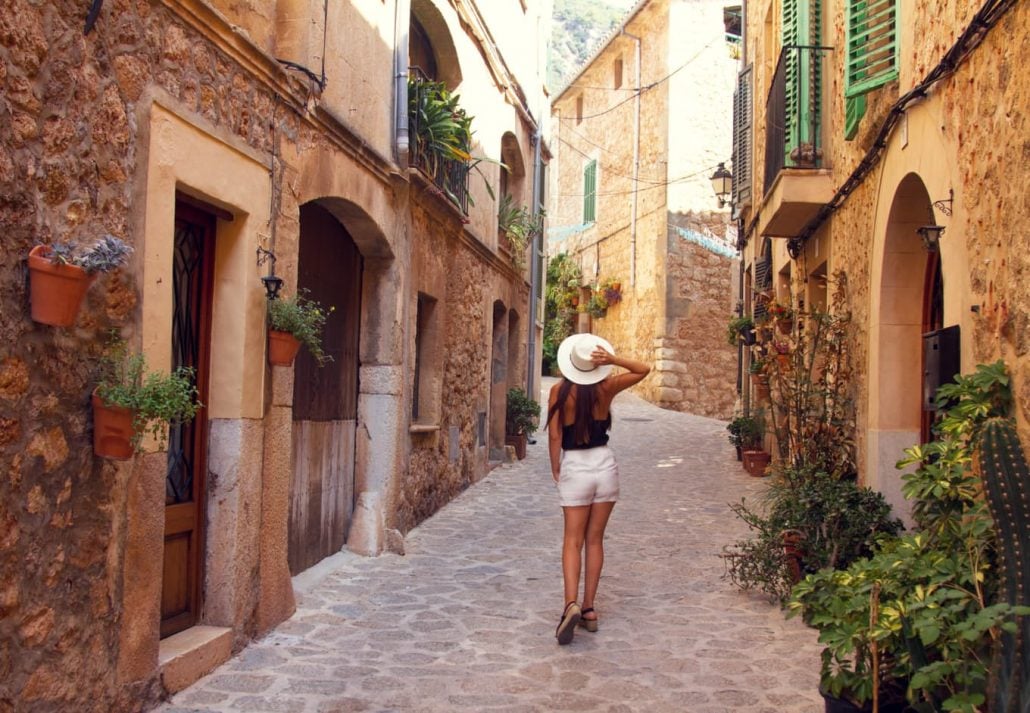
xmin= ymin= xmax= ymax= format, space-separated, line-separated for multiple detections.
xmin=590 ymin=345 xmax=615 ymax=365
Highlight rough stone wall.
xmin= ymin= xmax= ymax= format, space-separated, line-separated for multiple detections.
xmin=1 ymin=1 xmax=354 ymax=710
xmin=658 ymin=212 xmax=738 ymax=419
xmin=741 ymin=0 xmax=1030 ymax=473
xmin=397 ymin=197 xmax=529 ymax=534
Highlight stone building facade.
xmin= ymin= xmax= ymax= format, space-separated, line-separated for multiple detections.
xmin=548 ymin=0 xmax=740 ymax=420
xmin=733 ymin=0 xmax=1029 ymax=516
xmin=0 ymin=0 xmax=549 ymax=709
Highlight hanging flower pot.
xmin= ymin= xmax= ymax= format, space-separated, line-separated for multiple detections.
xmin=92 ymin=390 xmax=137 ymax=460
xmin=268 ymin=330 xmax=302 ymax=366
xmin=776 ymin=317 xmax=793 ymax=335
xmin=27 ymin=245 xmax=96 ymax=327
xmin=776 ymin=353 xmax=791 ymax=368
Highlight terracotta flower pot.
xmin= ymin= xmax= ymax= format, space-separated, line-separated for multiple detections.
xmin=28 ymin=245 xmax=96 ymax=327
xmin=505 ymin=432 xmax=528 ymax=460
xmin=92 ymin=391 xmax=137 ymax=460
xmin=741 ymin=450 xmax=755 ymax=472
xmin=611 ymin=282 xmax=621 ymax=291
xmin=744 ymin=450 xmax=771 ymax=477
xmin=776 ymin=353 xmax=790 ymax=368
xmin=268 ymin=330 xmax=302 ymax=366
xmin=776 ymin=317 xmax=793 ymax=335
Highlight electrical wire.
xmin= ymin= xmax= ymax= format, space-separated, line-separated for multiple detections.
xmin=559 ymin=38 xmax=719 ymax=122
xmin=556 ymin=135 xmax=668 ymax=185
xmin=559 ymin=164 xmax=721 ymax=198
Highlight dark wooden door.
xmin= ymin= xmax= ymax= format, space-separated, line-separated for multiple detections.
xmin=288 ymin=203 xmax=362 ymax=575
xmin=920 ymin=252 xmax=943 ymax=445
xmin=161 ymin=201 xmax=215 ymax=638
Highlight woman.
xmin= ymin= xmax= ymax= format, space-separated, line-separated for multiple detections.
xmin=548 ymin=333 xmax=651 ymax=645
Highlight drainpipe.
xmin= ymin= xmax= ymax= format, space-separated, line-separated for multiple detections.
xmin=393 ymin=0 xmax=411 ymax=168
xmin=622 ymin=28 xmax=641 ymax=287
xmin=527 ymin=130 xmax=543 ymax=396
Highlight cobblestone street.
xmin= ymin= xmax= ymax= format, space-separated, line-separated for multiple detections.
xmin=160 ymin=383 xmax=823 ymax=713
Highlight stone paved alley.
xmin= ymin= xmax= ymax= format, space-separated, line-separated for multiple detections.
xmin=160 ymin=383 xmax=824 ymax=713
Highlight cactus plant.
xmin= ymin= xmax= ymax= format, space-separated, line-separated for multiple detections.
xmin=977 ymin=417 xmax=1030 ymax=713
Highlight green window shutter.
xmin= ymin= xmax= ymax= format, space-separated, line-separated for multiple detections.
xmin=583 ymin=160 xmax=597 ymax=223
xmin=781 ymin=0 xmax=821 ymax=167
xmin=844 ymin=94 xmax=867 ymax=140
xmin=846 ymin=0 xmax=899 ymax=98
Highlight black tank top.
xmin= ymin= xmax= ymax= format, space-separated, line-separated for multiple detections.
xmin=561 ymin=414 xmax=611 ymax=450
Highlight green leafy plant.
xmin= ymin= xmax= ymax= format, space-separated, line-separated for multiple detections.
xmin=267 ymin=291 xmax=333 ymax=366
xmin=726 ymin=315 xmax=754 ymax=346
xmin=542 ymin=253 xmax=582 ymax=374
xmin=505 ymin=387 xmax=540 ymax=436
xmin=788 ymin=362 xmax=1027 ymax=712
xmin=586 ymin=291 xmax=607 ymax=318
xmin=95 ymin=337 xmax=201 ymax=451
xmin=727 ymin=415 xmax=763 ymax=450
xmin=497 ymin=194 xmax=545 ymax=271
xmin=599 ymin=276 xmax=622 ymax=306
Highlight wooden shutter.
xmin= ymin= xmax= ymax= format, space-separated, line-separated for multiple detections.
xmin=583 ymin=160 xmax=597 ymax=223
xmin=846 ymin=0 xmax=899 ymax=98
xmin=732 ymin=65 xmax=753 ymax=213
xmin=844 ymin=94 xmax=867 ymax=140
xmin=782 ymin=0 xmax=821 ymax=166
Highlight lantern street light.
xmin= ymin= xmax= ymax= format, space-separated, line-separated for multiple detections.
xmin=710 ymin=162 xmax=733 ymax=208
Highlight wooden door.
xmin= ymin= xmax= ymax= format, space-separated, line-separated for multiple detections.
xmin=161 ymin=201 xmax=215 ymax=638
xmin=288 ymin=203 xmax=362 ymax=575
xmin=920 ymin=252 xmax=943 ymax=444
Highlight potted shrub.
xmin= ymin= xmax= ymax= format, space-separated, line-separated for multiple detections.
xmin=505 ymin=387 xmax=540 ymax=459
xmin=92 ymin=338 xmax=201 ymax=459
xmin=266 ymin=291 xmax=333 ymax=367
xmin=600 ymin=277 xmax=622 ymax=306
xmin=726 ymin=415 xmax=760 ymax=461
xmin=28 ymin=235 xmax=132 ymax=327
xmin=586 ymin=291 xmax=608 ymax=319
xmin=727 ymin=315 xmax=755 ymax=346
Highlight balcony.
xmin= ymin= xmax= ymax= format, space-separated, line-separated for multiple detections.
xmin=409 ymin=69 xmax=471 ymax=216
xmin=759 ymin=45 xmax=834 ymax=239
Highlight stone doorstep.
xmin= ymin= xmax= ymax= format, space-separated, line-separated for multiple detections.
xmin=158 ymin=625 xmax=233 ymax=695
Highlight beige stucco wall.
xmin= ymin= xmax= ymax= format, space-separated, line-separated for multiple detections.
xmin=739 ymin=0 xmax=1030 ymax=510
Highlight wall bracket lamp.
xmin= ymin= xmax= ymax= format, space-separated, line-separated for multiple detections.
xmin=917 ymin=224 xmax=946 ymax=252
xmin=710 ymin=162 xmax=733 ymax=208
xmin=256 ymin=247 xmax=284 ymax=300
xmin=933 ymin=189 xmax=954 ymax=217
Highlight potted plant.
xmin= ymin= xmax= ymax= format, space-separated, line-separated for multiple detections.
xmin=497 ymin=194 xmax=545 ymax=271
xmin=28 ymin=235 xmax=132 ymax=326
xmin=726 ymin=415 xmax=761 ymax=461
xmin=599 ymin=277 xmax=623 ymax=306
xmin=505 ymin=387 xmax=540 ymax=460
xmin=266 ymin=291 xmax=333 ymax=367
xmin=768 ymin=300 xmax=794 ymax=334
xmin=92 ymin=338 xmax=201 ymax=459
xmin=586 ymin=291 xmax=608 ymax=319
xmin=727 ymin=315 xmax=755 ymax=346
xmin=749 ymin=357 xmax=770 ymax=400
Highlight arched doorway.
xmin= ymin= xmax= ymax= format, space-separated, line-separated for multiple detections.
xmin=870 ymin=173 xmax=935 ymax=520
xmin=489 ymin=300 xmax=508 ymax=459
xmin=288 ymin=202 xmax=363 ymax=575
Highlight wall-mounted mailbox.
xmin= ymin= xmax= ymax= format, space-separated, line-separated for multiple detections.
xmin=923 ymin=325 xmax=960 ymax=411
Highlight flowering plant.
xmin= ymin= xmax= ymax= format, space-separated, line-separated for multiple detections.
xmin=599 ymin=276 xmax=623 ymax=306
xmin=772 ymin=339 xmax=791 ymax=355
xmin=767 ymin=301 xmax=793 ymax=320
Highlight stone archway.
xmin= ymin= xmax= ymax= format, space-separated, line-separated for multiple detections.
xmin=868 ymin=173 xmax=935 ymax=521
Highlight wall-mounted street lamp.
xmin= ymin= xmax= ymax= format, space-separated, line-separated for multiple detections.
xmin=917 ymin=224 xmax=946 ymax=252
xmin=256 ymin=247 xmax=284 ymax=300
xmin=710 ymin=162 xmax=733 ymax=208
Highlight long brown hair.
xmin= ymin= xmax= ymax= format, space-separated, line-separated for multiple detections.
xmin=546 ymin=379 xmax=606 ymax=446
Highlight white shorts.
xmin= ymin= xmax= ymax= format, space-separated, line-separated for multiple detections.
xmin=556 ymin=446 xmax=619 ymax=507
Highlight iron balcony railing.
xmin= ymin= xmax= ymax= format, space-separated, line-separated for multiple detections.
xmin=764 ymin=45 xmax=832 ymax=193
xmin=409 ymin=68 xmax=470 ymax=215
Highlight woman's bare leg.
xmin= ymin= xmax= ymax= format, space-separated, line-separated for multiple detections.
xmin=561 ymin=505 xmax=591 ymax=605
xmin=581 ymin=501 xmax=615 ymax=618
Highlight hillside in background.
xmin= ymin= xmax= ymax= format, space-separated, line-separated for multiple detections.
xmin=548 ymin=0 xmax=636 ymax=92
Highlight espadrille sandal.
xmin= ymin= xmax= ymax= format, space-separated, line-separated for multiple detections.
xmin=555 ymin=601 xmax=581 ymax=645
xmin=578 ymin=607 xmax=598 ymax=632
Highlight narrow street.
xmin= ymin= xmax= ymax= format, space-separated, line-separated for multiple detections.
xmin=160 ymin=383 xmax=823 ymax=713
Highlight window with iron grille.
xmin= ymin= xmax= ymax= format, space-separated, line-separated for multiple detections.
xmin=781 ymin=0 xmax=822 ymax=162
xmin=844 ymin=0 xmax=898 ymax=139
xmin=583 ymin=160 xmax=597 ymax=223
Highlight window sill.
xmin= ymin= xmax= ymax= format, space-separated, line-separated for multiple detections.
xmin=409 ymin=423 xmax=440 ymax=434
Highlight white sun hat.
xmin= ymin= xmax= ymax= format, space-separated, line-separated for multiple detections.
xmin=556 ymin=333 xmax=615 ymax=385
